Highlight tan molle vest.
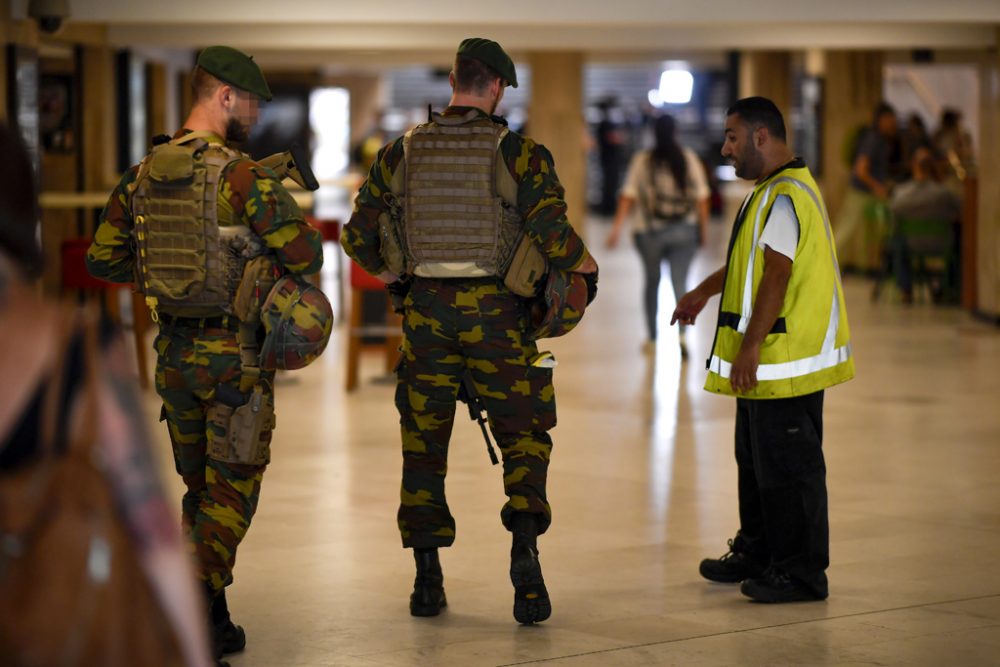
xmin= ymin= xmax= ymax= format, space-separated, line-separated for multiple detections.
xmin=130 ymin=132 xmax=262 ymax=320
xmin=392 ymin=110 xmax=526 ymax=280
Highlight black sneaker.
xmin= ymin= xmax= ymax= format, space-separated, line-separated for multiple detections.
xmin=741 ymin=567 xmax=827 ymax=603
xmin=699 ymin=538 xmax=765 ymax=583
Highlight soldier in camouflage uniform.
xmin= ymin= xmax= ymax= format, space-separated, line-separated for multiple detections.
xmin=342 ymin=38 xmax=598 ymax=625
xmin=87 ymin=46 xmax=323 ymax=660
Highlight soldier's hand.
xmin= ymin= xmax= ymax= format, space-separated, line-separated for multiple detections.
xmin=386 ymin=277 xmax=411 ymax=314
xmin=573 ymin=255 xmax=599 ymax=274
xmin=377 ymin=270 xmax=399 ymax=284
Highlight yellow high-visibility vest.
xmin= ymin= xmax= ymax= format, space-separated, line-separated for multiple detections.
xmin=705 ymin=160 xmax=855 ymax=398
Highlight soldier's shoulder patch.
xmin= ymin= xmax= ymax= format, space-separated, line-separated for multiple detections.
xmin=222 ymin=159 xmax=269 ymax=197
xmin=380 ymin=137 xmax=406 ymax=167
xmin=120 ymin=163 xmax=141 ymax=187
xmin=249 ymin=164 xmax=281 ymax=181
xmin=533 ymin=143 xmax=556 ymax=168
xmin=510 ymin=133 xmax=554 ymax=167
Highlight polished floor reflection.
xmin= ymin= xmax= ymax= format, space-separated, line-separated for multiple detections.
xmin=144 ymin=215 xmax=1000 ymax=666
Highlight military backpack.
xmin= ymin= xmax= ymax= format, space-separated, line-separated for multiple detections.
xmin=129 ymin=132 xmax=264 ymax=320
xmin=379 ymin=110 xmax=547 ymax=297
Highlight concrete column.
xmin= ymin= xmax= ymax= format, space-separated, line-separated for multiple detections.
xmin=146 ymin=61 xmax=168 ymax=139
xmin=819 ymin=51 xmax=884 ymax=221
xmin=0 ymin=6 xmax=8 ymax=123
xmin=738 ymin=51 xmax=794 ymax=128
xmin=975 ymin=30 xmax=1000 ymax=317
xmin=79 ymin=40 xmax=116 ymax=191
xmin=527 ymin=51 xmax=587 ymax=233
xmin=322 ymin=73 xmax=386 ymax=150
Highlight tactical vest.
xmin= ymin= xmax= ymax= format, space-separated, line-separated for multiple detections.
xmin=390 ymin=110 xmax=524 ymax=279
xmin=705 ymin=163 xmax=855 ymax=399
xmin=130 ymin=132 xmax=263 ymax=319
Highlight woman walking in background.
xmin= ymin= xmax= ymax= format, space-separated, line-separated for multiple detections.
xmin=607 ymin=114 xmax=710 ymax=358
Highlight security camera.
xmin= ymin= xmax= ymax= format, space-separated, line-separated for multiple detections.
xmin=28 ymin=0 xmax=70 ymax=34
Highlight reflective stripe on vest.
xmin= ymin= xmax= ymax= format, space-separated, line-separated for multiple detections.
xmin=708 ymin=290 xmax=853 ymax=381
xmin=707 ymin=171 xmax=852 ymax=389
xmin=733 ymin=176 xmax=843 ymax=333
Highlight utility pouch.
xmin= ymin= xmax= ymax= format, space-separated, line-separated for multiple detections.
xmin=233 ymin=256 xmax=278 ymax=323
xmin=378 ymin=193 xmax=408 ymax=276
xmin=148 ymin=144 xmax=195 ymax=183
xmin=207 ymin=384 xmax=275 ymax=465
xmin=378 ymin=212 xmax=407 ymax=276
xmin=503 ymin=234 xmax=548 ymax=298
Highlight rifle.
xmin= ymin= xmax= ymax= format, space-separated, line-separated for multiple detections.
xmin=457 ymin=369 xmax=499 ymax=466
xmin=258 ymin=144 xmax=320 ymax=191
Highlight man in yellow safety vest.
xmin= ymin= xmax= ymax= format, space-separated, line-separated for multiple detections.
xmin=673 ymin=96 xmax=854 ymax=603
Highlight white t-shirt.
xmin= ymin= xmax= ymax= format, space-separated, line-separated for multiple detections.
xmin=758 ymin=194 xmax=799 ymax=261
xmin=621 ymin=147 xmax=711 ymax=232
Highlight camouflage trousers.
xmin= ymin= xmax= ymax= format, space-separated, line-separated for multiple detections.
xmin=395 ymin=278 xmax=557 ymax=549
xmin=153 ymin=319 xmax=275 ymax=593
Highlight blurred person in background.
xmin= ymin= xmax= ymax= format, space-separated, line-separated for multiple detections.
xmin=835 ymin=102 xmax=898 ymax=272
xmin=898 ymin=113 xmax=933 ymax=181
xmin=593 ymin=97 xmax=626 ymax=216
xmin=888 ymin=146 xmax=962 ymax=304
xmin=606 ymin=113 xmax=710 ymax=358
xmin=933 ymin=108 xmax=975 ymax=181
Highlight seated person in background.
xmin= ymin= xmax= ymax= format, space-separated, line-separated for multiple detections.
xmin=888 ymin=146 xmax=961 ymax=303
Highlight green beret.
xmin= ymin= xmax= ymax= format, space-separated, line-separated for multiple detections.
xmin=456 ymin=38 xmax=518 ymax=88
xmin=196 ymin=45 xmax=273 ymax=101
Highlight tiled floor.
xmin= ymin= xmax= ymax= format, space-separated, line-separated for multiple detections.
xmin=145 ymin=214 xmax=1000 ymax=666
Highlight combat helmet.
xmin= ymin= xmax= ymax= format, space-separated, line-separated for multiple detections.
xmin=529 ymin=268 xmax=598 ymax=340
xmin=259 ymin=275 xmax=333 ymax=370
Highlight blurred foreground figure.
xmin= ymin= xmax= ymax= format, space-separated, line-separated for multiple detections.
xmin=0 ymin=123 xmax=212 ymax=666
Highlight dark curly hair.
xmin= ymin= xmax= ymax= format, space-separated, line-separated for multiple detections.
xmin=0 ymin=123 xmax=42 ymax=278
xmin=727 ymin=96 xmax=787 ymax=142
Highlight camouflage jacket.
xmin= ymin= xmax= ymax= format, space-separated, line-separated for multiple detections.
xmin=86 ymin=130 xmax=323 ymax=286
xmin=342 ymin=106 xmax=592 ymax=278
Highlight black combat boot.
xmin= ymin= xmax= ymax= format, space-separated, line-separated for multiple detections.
xmin=509 ymin=512 xmax=551 ymax=625
xmin=207 ymin=586 xmax=246 ymax=657
xmin=410 ymin=548 xmax=447 ymax=617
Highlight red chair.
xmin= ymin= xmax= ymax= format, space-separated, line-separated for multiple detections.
xmin=60 ymin=238 xmax=151 ymax=389
xmin=345 ymin=261 xmax=402 ymax=391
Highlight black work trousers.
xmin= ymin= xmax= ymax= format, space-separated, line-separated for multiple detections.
xmin=735 ymin=390 xmax=829 ymax=597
